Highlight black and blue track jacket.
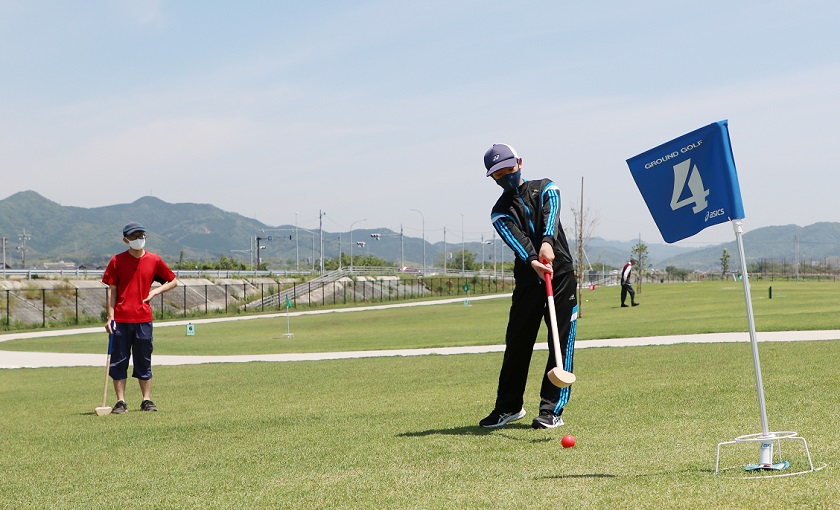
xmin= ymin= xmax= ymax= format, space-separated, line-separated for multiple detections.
xmin=491 ymin=178 xmax=575 ymax=286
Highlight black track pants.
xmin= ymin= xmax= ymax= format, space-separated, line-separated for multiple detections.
xmin=493 ymin=271 xmax=578 ymax=415
xmin=621 ymin=283 xmax=636 ymax=305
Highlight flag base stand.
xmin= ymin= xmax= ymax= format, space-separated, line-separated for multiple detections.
xmin=282 ymin=333 xmax=294 ymax=338
xmin=715 ymin=431 xmax=823 ymax=477
xmin=713 ymin=221 xmax=825 ymax=479
xmin=744 ymin=461 xmax=789 ymax=472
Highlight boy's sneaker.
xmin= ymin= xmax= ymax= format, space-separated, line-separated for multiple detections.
xmin=140 ymin=400 xmax=158 ymax=412
xmin=531 ymin=410 xmax=564 ymax=429
xmin=479 ymin=408 xmax=526 ymax=428
xmin=111 ymin=400 xmax=127 ymax=415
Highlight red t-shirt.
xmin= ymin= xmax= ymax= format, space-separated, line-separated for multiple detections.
xmin=102 ymin=251 xmax=177 ymax=323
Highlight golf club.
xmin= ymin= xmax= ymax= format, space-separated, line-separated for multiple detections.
xmin=544 ymin=272 xmax=576 ymax=388
xmin=94 ymin=321 xmax=114 ymax=416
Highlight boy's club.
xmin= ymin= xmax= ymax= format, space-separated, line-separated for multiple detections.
xmin=544 ymin=271 xmax=576 ymax=388
xmin=94 ymin=321 xmax=115 ymax=416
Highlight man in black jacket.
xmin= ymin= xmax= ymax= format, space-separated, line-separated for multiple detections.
xmin=479 ymin=143 xmax=579 ymax=430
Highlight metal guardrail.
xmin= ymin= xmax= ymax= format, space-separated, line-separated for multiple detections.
xmin=0 ymin=268 xmax=308 ymax=279
xmin=0 ymin=273 xmax=516 ymax=330
xmin=0 ymin=266 xmax=507 ymax=281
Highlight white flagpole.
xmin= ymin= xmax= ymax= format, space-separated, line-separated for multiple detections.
xmin=715 ymin=220 xmax=819 ymax=475
xmin=732 ymin=220 xmax=769 ymax=435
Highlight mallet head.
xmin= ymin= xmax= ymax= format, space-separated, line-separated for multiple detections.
xmin=547 ymin=368 xmax=576 ymax=388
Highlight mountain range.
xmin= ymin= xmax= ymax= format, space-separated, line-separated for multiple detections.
xmin=1 ymin=191 xmax=839 ymax=272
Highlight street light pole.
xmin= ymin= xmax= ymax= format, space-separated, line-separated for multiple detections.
xmin=295 ymin=212 xmax=299 ymax=273
xmin=350 ymin=218 xmax=366 ymax=273
xmin=410 ymin=209 xmax=425 ymax=275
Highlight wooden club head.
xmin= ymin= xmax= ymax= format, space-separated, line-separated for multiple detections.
xmin=94 ymin=406 xmax=112 ymax=416
xmin=547 ymin=368 xmax=576 ymax=388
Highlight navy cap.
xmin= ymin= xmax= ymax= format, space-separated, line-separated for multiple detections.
xmin=484 ymin=143 xmax=520 ymax=176
xmin=122 ymin=222 xmax=146 ymax=237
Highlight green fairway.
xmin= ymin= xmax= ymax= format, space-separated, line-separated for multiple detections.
xmin=3 ymin=280 xmax=840 ymax=355
xmin=1 ymin=342 xmax=837 ymax=508
xmin=1 ymin=280 xmax=838 ymax=508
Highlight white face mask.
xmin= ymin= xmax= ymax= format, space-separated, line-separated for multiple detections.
xmin=128 ymin=238 xmax=146 ymax=250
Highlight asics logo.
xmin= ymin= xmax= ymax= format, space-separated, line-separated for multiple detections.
xmin=493 ymin=155 xmax=500 ymax=161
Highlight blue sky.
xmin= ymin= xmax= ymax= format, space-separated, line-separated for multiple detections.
xmin=2 ymin=1 xmax=839 ymax=248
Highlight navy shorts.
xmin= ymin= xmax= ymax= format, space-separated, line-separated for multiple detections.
xmin=109 ymin=322 xmax=154 ymax=380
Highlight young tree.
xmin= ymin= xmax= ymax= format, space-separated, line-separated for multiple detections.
xmin=631 ymin=240 xmax=649 ymax=293
xmin=720 ymin=248 xmax=731 ymax=278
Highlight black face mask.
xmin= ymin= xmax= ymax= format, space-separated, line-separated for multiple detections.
xmin=495 ymin=170 xmax=521 ymax=193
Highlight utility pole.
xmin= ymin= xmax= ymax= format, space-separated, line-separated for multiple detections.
xmin=577 ymin=177 xmax=585 ymax=317
xmin=460 ymin=213 xmax=465 ymax=274
xmin=1 ymin=236 xmax=7 ymax=277
xmin=400 ymin=224 xmax=404 ymax=269
xmin=319 ymin=210 xmax=326 ymax=275
xmin=255 ymin=235 xmax=271 ymax=271
xmin=443 ymin=227 xmax=447 ymax=274
xmin=481 ymin=234 xmax=485 ymax=271
xmin=493 ymin=231 xmax=497 ymax=277
xmin=410 ymin=209 xmax=425 ymax=275
xmin=17 ymin=229 xmax=31 ymax=269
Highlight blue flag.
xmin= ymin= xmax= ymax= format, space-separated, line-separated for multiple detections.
xmin=626 ymin=120 xmax=745 ymax=243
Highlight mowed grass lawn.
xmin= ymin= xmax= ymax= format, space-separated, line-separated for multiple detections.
xmin=4 ymin=279 xmax=840 ymax=355
xmin=1 ymin=280 xmax=838 ymax=509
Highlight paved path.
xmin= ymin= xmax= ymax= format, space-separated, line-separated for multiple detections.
xmin=2 ymin=294 xmax=839 ymax=369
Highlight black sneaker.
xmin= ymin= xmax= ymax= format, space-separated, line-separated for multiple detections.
xmin=111 ymin=400 xmax=127 ymax=415
xmin=140 ymin=400 xmax=158 ymax=412
xmin=621 ymin=304 xmax=629 ymax=308
xmin=479 ymin=408 xmax=526 ymax=428
xmin=531 ymin=410 xmax=564 ymax=429
xmin=632 ymin=302 xmax=640 ymax=307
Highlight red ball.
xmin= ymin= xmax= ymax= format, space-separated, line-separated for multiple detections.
xmin=561 ymin=435 xmax=576 ymax=448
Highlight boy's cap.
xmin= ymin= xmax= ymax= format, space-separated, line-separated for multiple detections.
xmin=122 ymin=222 xmax=146 ymax=236
xmin=484 ymin=143 xmax=519 ymax=176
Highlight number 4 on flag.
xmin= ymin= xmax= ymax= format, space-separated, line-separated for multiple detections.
xmin=670 ymin=159 xmax=709 ymax=214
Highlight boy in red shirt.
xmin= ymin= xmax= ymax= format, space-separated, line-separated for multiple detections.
xmin=102 ymin=222 xmax=178 ymax=414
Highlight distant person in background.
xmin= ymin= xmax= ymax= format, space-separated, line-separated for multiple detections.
xmin=102 ymin=222 xmax=178 ymax=414
xmin=620 ymin=258 xmax=639 ymax=307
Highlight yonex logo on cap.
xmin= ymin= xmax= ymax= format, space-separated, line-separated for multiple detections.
xmin=484 ymin=143 xmax=520 ymax=176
